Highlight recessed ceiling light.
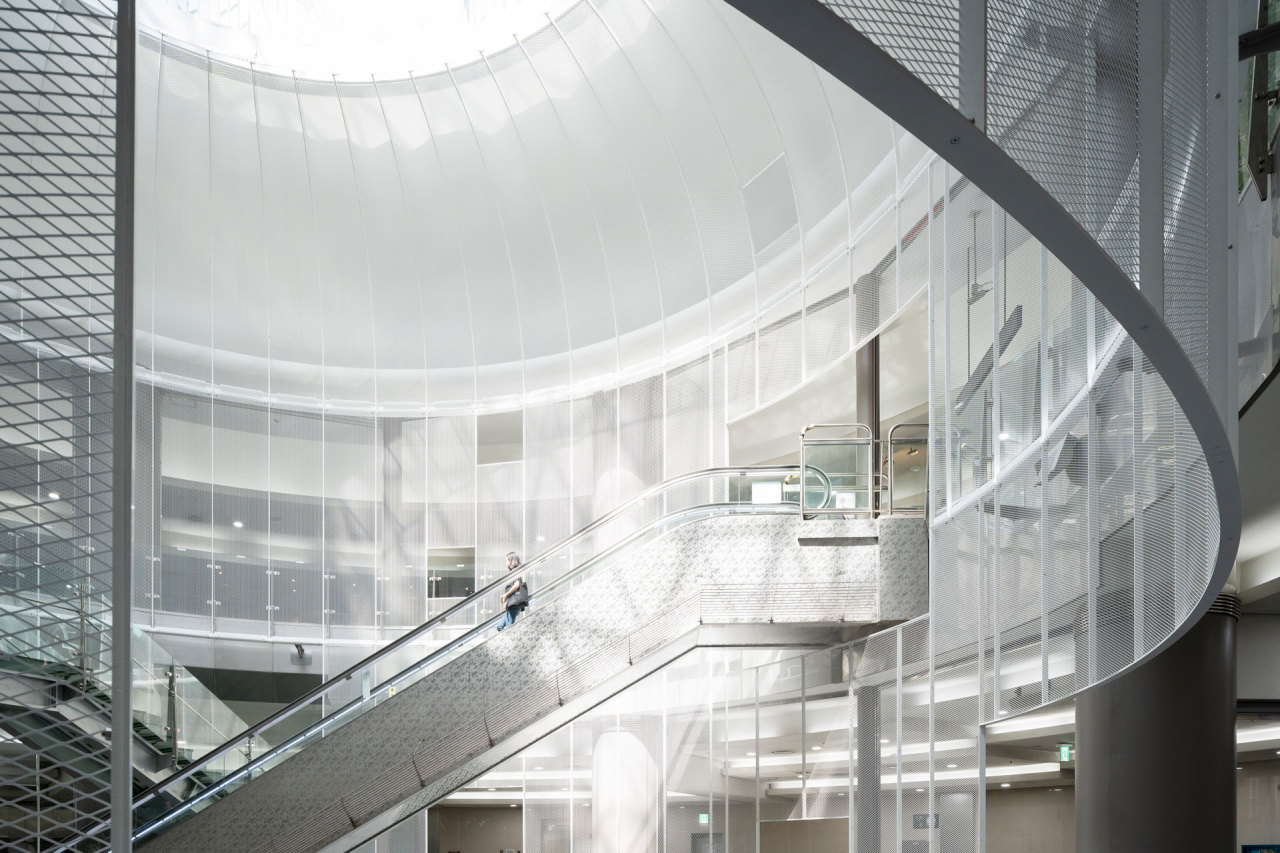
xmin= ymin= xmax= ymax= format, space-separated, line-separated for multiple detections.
xmin=998 ymin=432 xmax=1011 ymax=441
xmin=457 ymin=563 xmax=465 ymax=567
xmin=487 ymin=788 xmax=496 ymax=792
xmin=534 ymin=766 xmax=543 ymax=771
xmin=537 ymin=535 xmax=546 ymax=542
xmin=880 ymin=738 xmax=890 ymax=744
xmin=811 ymin=746 xmax=822 ymax=751
xmin=915 ymin=788 xmax=924 ymax=793
xmin=746 ymin=752 xmax=756 ymax=757
xmin=236 ymin=555 xmax=245 ymax=559
xmin=46 ymin=491 xmax=60 ymax=500
xmin=1000 ymin=783 xmax=1011 ymax=788
xmin=509 ymin=803 xmax=518 ymax=808
xmin=947 ymin=764 xmax=957 ymax=769
xmin=233 ymin=520 xmax=244 ymax=528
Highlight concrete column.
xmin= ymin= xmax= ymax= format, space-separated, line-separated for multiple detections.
xmin=854 ymin=684 xmax=881 ymax=853
xmin=1075 ymin=594 xmax=1239 ymax=853
xmin=593 ymin=729 xmax=660 ymax=853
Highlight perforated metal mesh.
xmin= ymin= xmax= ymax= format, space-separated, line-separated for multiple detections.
xmin=0 ymin=2 xmax=117 ymax=850
xmin=821 ymin=0 xmax=961 ymax=107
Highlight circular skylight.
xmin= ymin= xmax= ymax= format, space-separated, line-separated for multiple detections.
xmin=139 ymin=0 xmax=574 ymax=78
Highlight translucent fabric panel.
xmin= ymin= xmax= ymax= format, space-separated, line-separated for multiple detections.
xmin=450 ymin=59 xmax=569 ymax=368
xmin=414 ymin=73 xmax=521 ymax=375
xmin=211 ymin=399 xmax=269 ymax=633
xmin=151 ymin=45 xmax=212 ymax=384
xmin=427 ymin=415 xmax=476 ymax=548
xmin=991 ymin=460 xmax=1044 ymax=715
xmin=726 ymin=333 xmax=757 ymax=421
xmin=522 ymin=726 xmax=574 ymax=853
xmin=572 ymin=1 xmax=706 ymax=329
xmin=945 ymin=191 xmax=996 ymax=501
xmin=804 ymin=255 xmax=853 ymax=379
xmin=524 ymin=401 xmax=572 ymax=555
xmin=896 ymin=167 xmax=933 ymax=314
xmin=596 ymin=0 xmax=754 ymax=321
xmin=851 ymin=205 xmax=897 ymax=341
xmin=756 ymin=297 xmax=803 ymax=405
xmin=929 ymin=162 xmax=950 ymax=516
xmin=294 ymin=77 xmax=378 ymax=403
xmin=158 ymin=392 xmax=213 ymax=622
xmin=208 ymin=62 xmax=269 ymax=393
xmin=570 ymin=390 xmax=618 ymax=531
xmin=617 ymin=376 xmax=663 ymax=501
xmin=134 ymin=385 xmax=159 ymax=618
xmin=338 ymin=82 xmax=428 ymax=382
xmin=378 ymin=77 xmax=474 ymax=373
xmin=1042 ymin=404 xmax=1090 ymax=703
xmin=1044 ymin=260 xmax=1089 ymax=423
xmin=323 ymin=416 xmax=377 ymax=629
xmin=519 ymin=19 xmax=662 ymax=355
xmin=993 ymin=211 xmax=1042 ymax=469
xmin=253 ymin=73 xmax=325 ymax=400
xmin=270 ymin=409 xmax=324 ymax=633
xmin=382 ymin=418 xmax=428 ymax=630
xmin=485 ymin=43 xmax=617 ymax=357
xmin=710 ymin=347 xmax=728 ymax=477
xmin=729 ymin=7 xmax=848 ymax=274
xmin=477 ymin=460 xmax=523 ymax=597
xmin=664 ymin=357 xmax=712 ymax=509
xmin=815 ymin=70 xmax=898 ymax=203
xmin=134 ymin=35 xmax=161 ymax=362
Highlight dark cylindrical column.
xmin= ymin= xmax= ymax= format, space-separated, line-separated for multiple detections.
xmin=855 ymin=684 xmax=881 ymax=853
xmin=1075 ymin=594 xmax=1238 ymax=853
xmin=855 ymin=338 xmax=880 ymax=444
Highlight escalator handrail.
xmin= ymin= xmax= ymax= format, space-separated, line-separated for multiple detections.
xmin=129 ymin=464 xmax=829 ymax=810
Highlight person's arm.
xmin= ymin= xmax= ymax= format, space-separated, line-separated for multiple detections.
xmin=501 ymin=577 xmax=521 ymax=604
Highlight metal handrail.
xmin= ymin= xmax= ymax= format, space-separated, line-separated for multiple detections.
xmin=887 ymin=423 xmax=929 ymax=516
xmin=129 ymin=464 xmax=828 ymax=816
xmin=800 ymin=423 xmax=876 ymax=517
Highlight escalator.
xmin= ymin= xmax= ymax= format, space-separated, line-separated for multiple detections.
xmin=123 ymin=465 xmax=927 ymax=853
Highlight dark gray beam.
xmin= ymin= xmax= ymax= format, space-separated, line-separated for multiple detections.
xmin=111 ymin=2 xmax=136 ymax=852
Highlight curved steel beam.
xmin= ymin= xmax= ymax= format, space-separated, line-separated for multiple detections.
xmin=721 ymin=0 xmax=1240 ymax=677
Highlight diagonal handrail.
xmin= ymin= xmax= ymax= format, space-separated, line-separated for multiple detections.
xmin=127 ymin=464 xmax=829 ymax=818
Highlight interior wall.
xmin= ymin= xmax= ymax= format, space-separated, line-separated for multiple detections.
xmin=434 ymin=806 xmax=524 ymax=853
xmin=1238 ymin=760 xmax=1280 ymax=847
xmin=985 ymin=788 xmax=1074 ymax=853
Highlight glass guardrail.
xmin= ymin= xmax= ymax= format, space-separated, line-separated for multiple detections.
xmin=0 ymin=590 xmax=259 ymax=770
xmin=129 ymin=465 xmax=830 ymax=841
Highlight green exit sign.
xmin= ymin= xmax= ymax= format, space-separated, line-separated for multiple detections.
xmin=698 ymin=813 xmax=710 ymax=825
xmin=1059 ymin=744 xmax=1072 ymax=762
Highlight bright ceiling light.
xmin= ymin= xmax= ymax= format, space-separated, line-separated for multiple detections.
xmin=232 ymin=520 xmax=244 ymax=528
xmin=138 ymin=0 xmax=577 ymax=79
xmin=46 ymin=491 xmax=60 ymax=500
xmin=1000 ymin=783 xmax=1011 ymax=788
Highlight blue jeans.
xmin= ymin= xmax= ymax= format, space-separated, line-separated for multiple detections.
xmin=498 ymin=604 xmax=521 ymax=631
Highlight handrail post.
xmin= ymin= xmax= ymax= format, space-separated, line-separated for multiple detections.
xmin=167 ymin=666 xmax=178 ymax=769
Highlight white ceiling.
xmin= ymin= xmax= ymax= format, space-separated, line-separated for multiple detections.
xmin=135 ymin=0 xmax=919 ymax=409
